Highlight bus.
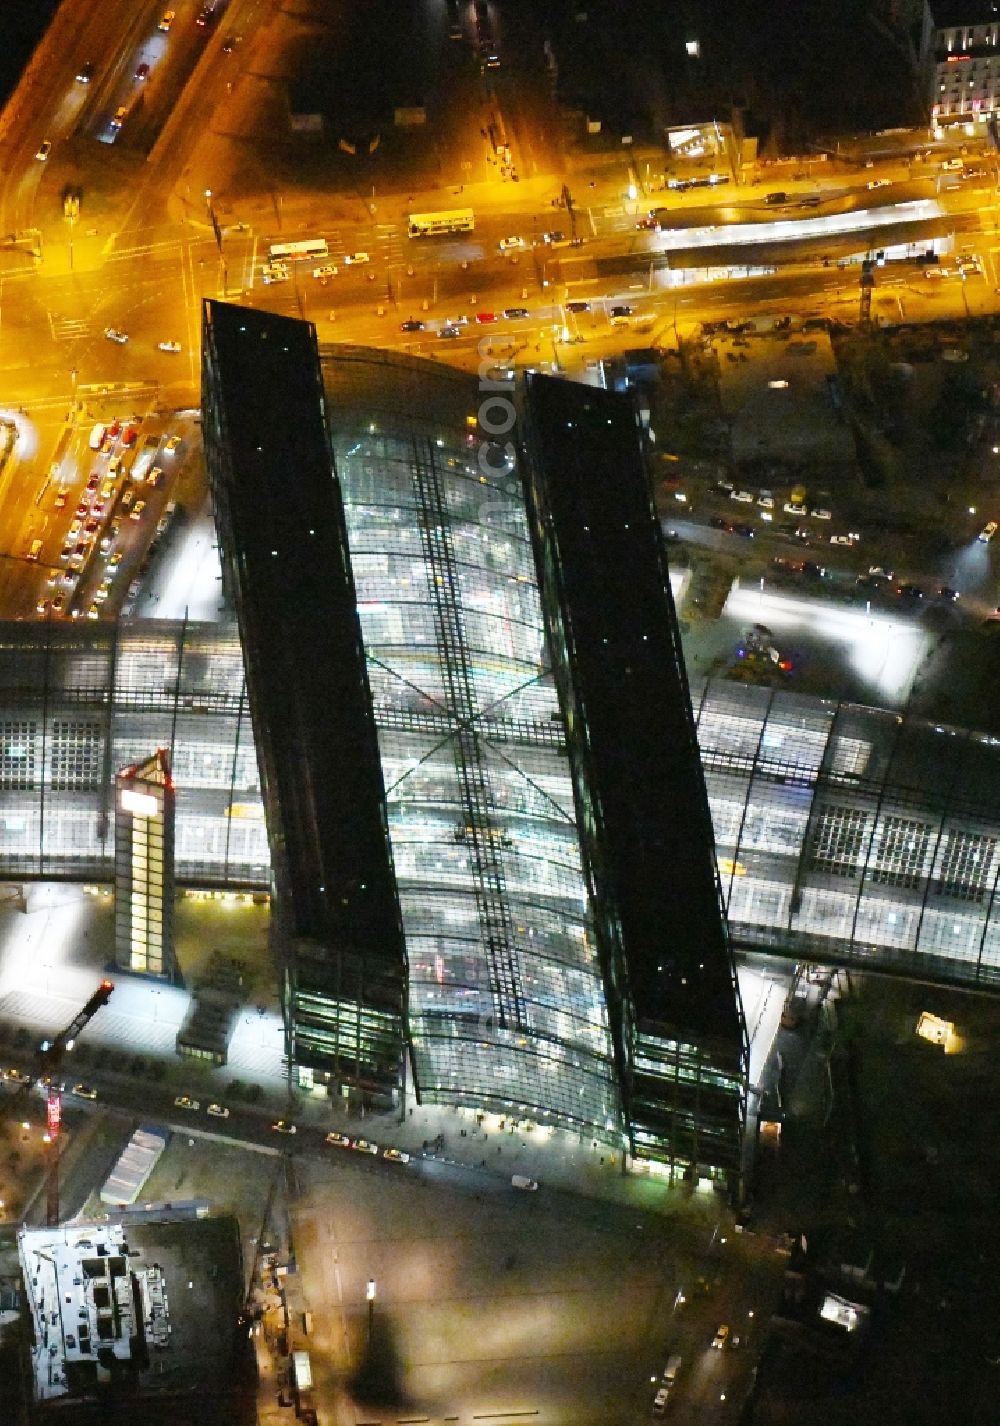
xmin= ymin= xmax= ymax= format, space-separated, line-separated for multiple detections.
xmin=268 ymin=239 xmax=329 ymax=263
xmin=407 ymin=209 xmax=475 ymax=238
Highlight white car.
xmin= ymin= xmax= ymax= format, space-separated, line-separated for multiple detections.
xmin=730 ymin=490 xmax=755 ymax=504
xmin=343 ymin=252 xmax=370 ymax=265
xmin=271 ymin=1119 xmax=297 ymax=1135
xmin=206 ymin=1103 xmax=230 ymax=1119
xmin=174 ymin=1095 xmax=200 ymax=1111
xmin=35 ymin=140 xmax=52 ymax=162
xmin=104 ymin=327 xmax=129 ymax=344
xmin=783 ymin=501 xmax=806 ymax=515
xmin=163 ymin=435 xmax=182 ymax=454
xmin=830 ymin=533 xmax=857 ymax=546
xmin=810 ymin=507 xmax=832 ymax=520
xmin=157 ymin=340 xmax=182 ymax=353
xmin=866 ymin=178 xmax=891 ymax=189
xmin=511 ymin=1174 xmax=539 ymax=1191
xmin=757 ymin=492 xmax=774 ymax=510
xmin=312 ymin=264 xmax=338 ymax=279
xmin=261 ymin=263 xmax=289 ymax=285
xmin=498 ymin=236 xmax=525 ymax=252
xmin=979 ymin=520 xmax=998 ymax=542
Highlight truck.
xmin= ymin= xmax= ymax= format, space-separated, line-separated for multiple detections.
xmin=131 ymin=434 xmax=160 ymax=483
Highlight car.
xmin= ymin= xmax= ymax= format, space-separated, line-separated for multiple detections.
xmin=475 ymin=312 xmax=497 ymax=324
xmin=158 ymin=10 xmax=175 ymax=30
xmin=83 ymin=518 xmax=100 ymax=536
xmin=351 ymin=1138 xmax=378 ymax=1155
xmin=3 ymin=1067 xmax=32 ymax=1084
xmin=652 ymin=1387 xmax=670 ymax=1415
xmin=783 ymin=501 xmax=806 ymax=516
xmin=92 ymin=498 xmax=108 ymax=518
xmin=867 ymin=178 xmax=891 ymax=189
xmin=222 ymin=35 xmax=242 ymax=53
xmin=164 ymin=435 xmax=182 ymax=454
xmin=271 ymin=1119 xmax=297 ymax=1135
xmin=764 ymin=192 xmax=788 ymax=205
xmin=122 ymin=424 xmax=138 ymax=447
xmin=610 ymin=304 xmax=632 ymax=326
xmin=53 ymin=490 xmax=68 ymax=510
xmin=261 ymin=263 xmax=288 ymax=285
xmin=635 ymin=216 xmax=658 ymax=230
xmin=107 ymin=552 xmax=123 ymax=571
xmin=979 ymin=520 xmax=998 ymax=542
xmin=121 ymin=489 xmax=134 ymax=512
xmin=830 ymin=533 xmax=857 ymax=546
xmin=868 ymin=565 xmax=895 ymax=580
xmin=107 ymin=457 xmax=123 ymax=478
xmin=731 ymin=490 xmax=755 ymax=504
xmin=174 ymin=1096 xmax=200 ymax=1111
xmin=709 ymin=515 xmax=732 ymax=531
xmin=195 ymin=5 xmax=215 ymax=25
xmin=937 ymin=585 xmax=960 ymax=602
xmin=896 ymin=582 xmax=924 ymax=599
xmin=206 ymin=1102 xmax=230 ymax=1118
xmin=712 ymin=1324 xmax=730 ymax=1349
xmin=941 ymin=157 xmax=963 ymax=171
xmin=157 ymin=340 xmax=181 ymax=353
xmin=36 ymin=597 xmax=49 ymax=615
xmin=758 ymin=492 xmax=774 ymax=509
xmin=85 ymin=602 xmax=99 ymax=620
xmin=438 ymin=325 xmax=461 ymax=339
xmin=731 ymin=522 xmax=755 ymax=538
xmin=66 ymin=521 xmax=83 ymax=543
xmin=76 ymin=61 xmax=94 ymax=84
xmin=511 ymin=1174 xmax=538 ymax=1190
xmin=75 ymin=501 xmax=90 ymax=519
xmin=134 ymin=62 xmax=150 ymax=82
xmin=566 ymin=299 xmax=590 ymax=313
xmin=541 ymin=230 xmax=565 ymax=244
xmin=110 ymin=106 xmax=128 ymax=131
xmin=71 ymin=1083 xmax=97 ymax=1100
xmin=35 ymin=140 xmax=52 ymax=162
xmin=104 ymin=327 xmax=128 ymax=344
xmin=498 ymin=236 xmax=525 ymax=252
xmin=106 ymin=419 xmax=122 ymax=443
xmin=503 ymin=307 xmax=529 ymax=319
xmin=325 ymin=1131 xmax=351 ymax=1147
xmin=383 ymin=1147 xmax=410 ymax=1162
xmin=312 ymin=264 xmax=338 ymax=280
xmin=810 ymin=507 xmax=832 ymax=520
xmin=400 ymin=319 xmax=425 ymax=332
xmin=343 ymin=252 xmax=370 ymax=265
xmin=147 ymin=465 xmax=164 ymax=488
xmin=129 ymin=500 xmax=146 ymax=522
xmin=51 ymin=594 xmax=66 ymax=614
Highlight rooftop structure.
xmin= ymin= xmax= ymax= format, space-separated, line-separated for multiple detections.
xmin=201 ymin=303 xmax=407 ymax=1109
xmin=18 ymin=1214 xmax=248 ymax=1415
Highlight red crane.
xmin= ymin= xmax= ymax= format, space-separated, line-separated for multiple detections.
xmin=20 ymin=980 xmax=114 ymax=1226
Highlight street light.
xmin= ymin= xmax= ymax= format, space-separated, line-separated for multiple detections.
xmin=366 ymin=1277 xmax=376 ymax=1344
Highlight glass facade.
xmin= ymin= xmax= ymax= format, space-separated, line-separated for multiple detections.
xmin=1 ymin=622 xmax=998 ymax=994
xmin=0 ymin=621 xmax=266 ymax=887
xmin=329 ymin=420 xmax=619 ymax=1139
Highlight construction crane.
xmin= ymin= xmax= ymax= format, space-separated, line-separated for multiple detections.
xmin=6 ymin=980 xmax=114 ymax=1226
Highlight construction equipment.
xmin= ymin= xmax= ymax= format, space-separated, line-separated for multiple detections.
xmin=5 ymin=980 xmax=114 ymax=1225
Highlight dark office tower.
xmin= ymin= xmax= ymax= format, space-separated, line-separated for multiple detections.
xmin=520 ymin=374 xmax=748 ymax=1190
xmin=114 ymin=748 xmax=175 ymax=978
xmin=201 ymin=302 xmax=407 ymax=1110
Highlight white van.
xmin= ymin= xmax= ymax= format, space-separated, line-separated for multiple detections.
xmin=88 ymin=423 xmax=107 ymax=451
xmin=511 ymin=1174 xmax=538 ymax=1191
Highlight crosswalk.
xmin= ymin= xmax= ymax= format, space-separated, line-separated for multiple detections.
xmin=49 ymin=315 xmax=93 ymax=343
